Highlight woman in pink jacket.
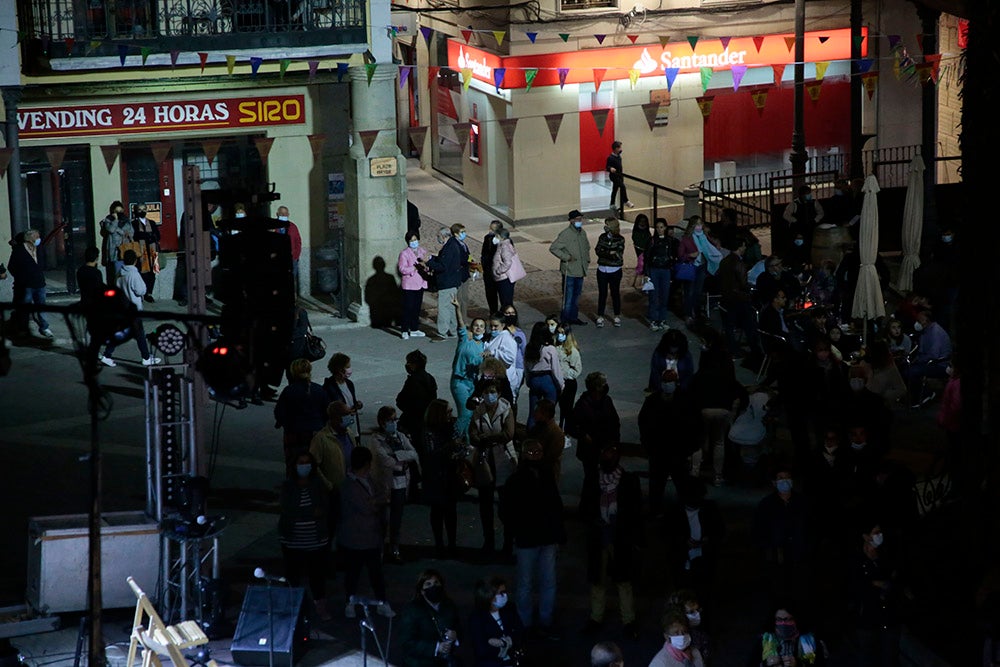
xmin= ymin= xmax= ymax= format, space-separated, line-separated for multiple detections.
xmin=490 ymin=228 xmax=524 ymax=311
xmin=398 ymin=231 xmax=430 ymax=340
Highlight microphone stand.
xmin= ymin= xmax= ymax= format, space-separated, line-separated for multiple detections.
xmin=357 ymin=602 xmax=388 ymax=667
xmin=266 ymin=579 xmax=274 ymax=667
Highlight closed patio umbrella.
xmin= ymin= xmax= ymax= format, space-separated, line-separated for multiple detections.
xmin=897 ymin=154 xmax=925 ymax=292
xmin=852 ymin=174 xmax=885 ymax=343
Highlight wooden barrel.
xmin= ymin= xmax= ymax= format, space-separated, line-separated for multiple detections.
xmin=811 ymin=225 xmax=851 ymax=268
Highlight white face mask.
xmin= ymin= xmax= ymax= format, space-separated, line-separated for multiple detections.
xmin=851 ymin=441 xmax=866 ymax=451
xmin=277 ymin=215 xmax=289 ymax=222
xmin=548 ymin=324 xmax=557 ymax=334
xmin=556 ymin=333 xmax=567 ymax=343
xmin=669 ymin=634 xmax=691 ymax=650
xmin=235 ymin=212 xmax=247 ymax=219
xmin=493 ymin=237 xmax=500 ymax=245
xmin=794 ymin=239 xmax=805 ymax=247
xmin=33 ymin=238 xmax=41 ymax=247
xmin=870 ymin=532 xmax=884 ymax=547
xmin=913 ymin=322 xmax=924 ymax=332
xmin=494 ymin=593 xmax=507 ymax=609
xmin=686 ymin=611 xmax=701 ymax=626
xmin=849 ymin=378 xmax=866 ymax=392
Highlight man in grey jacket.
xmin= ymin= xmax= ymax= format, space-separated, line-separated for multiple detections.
xmin=99 ymin=249 xmax=161 ymax=367
xmin=549 ymin=210 xmax=591 ymax=325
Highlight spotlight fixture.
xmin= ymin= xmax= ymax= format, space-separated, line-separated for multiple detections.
xmin=152 ymin=324 xmax=186 ymax=357
xmin=196 ymin=339 xmax=250 ymax=400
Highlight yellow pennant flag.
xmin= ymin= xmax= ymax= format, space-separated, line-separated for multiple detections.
xmin=814 ymin=61 xmax=830 ymax=81
xmin=461 ymin=68 xmax=473 ymax=90
xmin=628 ymin=68 xmax=640 ymax=89
xmin=493 ymin=31 xmax=506 ymax=47
xmin=226 ymin=54 xmax=236 ymax=75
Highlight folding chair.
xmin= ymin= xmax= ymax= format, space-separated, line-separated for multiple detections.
xmin=126 ymin=576 xmax=216 ymax=667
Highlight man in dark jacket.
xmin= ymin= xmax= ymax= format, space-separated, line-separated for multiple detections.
xmin=664 ymin=475 xmax=725 ymax=599
xmin=427 ymin=224 xmax=469 ymax=338
xmin=8 ymin=229 xmax=52 ymax=337
xmin=581 ymin=442 xmax=644 ymax=639
xmin=505 ymin=439 xmax=566 ymax=636
xmin=638 ymin=368 xmax=700 ymax=516
xmin=481 ymin=220 xmax=504 ymax=315
xmin=717 ymin=237 xmax=760 ymax=359
xmin=396 ymin=349 xmax=438 ymax=453
xmin=605 ymin=141 xmax=632 ymax=210
xmin=569 ymin=372 xmax=621 ymax=499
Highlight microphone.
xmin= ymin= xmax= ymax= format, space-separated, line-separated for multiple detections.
xmin=254 ymin=567 xmax=287 ymax=583
xmin=196 ymin=515 xmax=208 ymax=525
xmin=348 ymin=595 xmax=385 ymax=607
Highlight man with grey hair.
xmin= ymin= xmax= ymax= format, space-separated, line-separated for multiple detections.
xmin=7 ymin=229 xmax=52 ymax=338
xmin=591 ymin=641 xmax=624 ymax=667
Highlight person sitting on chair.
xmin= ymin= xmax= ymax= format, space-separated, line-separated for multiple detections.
xmin=905 ymin=308 xmax=952 ymax=407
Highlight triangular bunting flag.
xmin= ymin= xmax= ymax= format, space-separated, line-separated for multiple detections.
xmin=720 ymin=37 xmax=731 ymax=50
xmin=558 ymin=68 xmax=569 ymax=89
xmin=861 ymin=72 xmax=878 ymax=100
xmin=732 ymin=65 xmax=747 ymax=91
xmin=925 ymin=53 xmax=942 ymax=82
xmin=805 ymin=81 xmax=822 ymax=102
xmin=399 ymin=65 xmax=412 ymax=88
xmin=151 ymin=141 xmax=171 ymax=165
xmin=526 ymin=32 xmax=538 ymax=44
xmin=524 ymin=68 xmax=538 ymax=91
xmin=170 ymin=50 xmax=180 ymax=67
xmin=250 ymin=56 xmax=262 ymax=76
xmin=751 ymin=89 xmax=768 ymax=116
xmin=699 ymin=67 xmax=713 ymax=93
xmin=916 ymin=34 xmax=924 ymax=53
xmin=784 ymin=37 xmax=795 ymax=52
xmin=280 ymin=59 xmax=290 ymax=78
xmin=87 ymin=40 xmax=101 ymax=55
xmin=857 ymin=58 xmax=874 ymax=74
xmin=664 ymin=68 xmax=679 ymax=91
xmin=628 ymin=68 xmax=640 ymax=89
xmin=253 ymin=136 xmax=274 ymax=164
xmin=627 ymin=35 xmax=638 ymax=44
xmin=428 ymin=66 xmax=440 ymax=88
xmin=64 ymin=37 xmax=74 ymax=54
xmin=815 ymin=61 xmax=829 ymax=81
xmin=461 ymin=29 xmax=473 ymax=44
xmin=140 ymin=46 xmax=151 ymax=66
xmin=853 ymin=35 xmax=866 ymax=52
xmin=491 ymin=68 xmax=505 ymax=93
xmin=365 ymin=62 xmax=377 ymax=85
xmin=594 ymin=34 xmax=606 ymax=45
xmin=308 ymin=134 xmax=327 ymax=159
xmin=226 ymin=54 xmax=236 ymax=75
xmin=358 ymin=130 xmax=380 ymax=157
xmin=308 ymin=59 xmax=320 ymax=80
xmin=559 ymin=34 xmax=570 ymax=43
xmin=461 ymin=68 xmax=473 ymax=90
xmin=45 ymin=146 xmax=67 ymax=170
xmin=752 ymin=36 xmax=765 ymax=53
xmin=118 ymin=44 xmax=129 ymax=67
xmin=493 ymin=31 xmax=505 ymax=47
xmin=202 ymin=139 xmax=222 ymax=166
xmin=420 ymin=26 xmax=432 ymax=44
xmin=591 ymin=108 xmax=610 ymax=136
xmin=772 ymin=63 xmax=786 ymax=86
xmin=498 ymin=118 xmax=518 ymax=148
xmin=687 ymin=36 xmax=699 ymax=51
xmin=818 ymin=35 xmax=830 ymax=44
xmin=593 ymin=68 xmax=607 ymax=92
xmin=408 ymin=126 xmax=429 ymax=156
xmin=641 ymin=102 xmax=659 ymax=131
xmin=0 ymin=148 xmax=13 ymax=178
xmin=453 ymin=122 xmax=472 ymax=153
xmin=915 ymin=62 xmax=933 ymax=85
xmin=695 ymin=96 xmax=714 ymax=119
xmin=887 ymin=35 xmax=903 ymax=51
xmin=100 ymin=145 xmax=120 ymax=172
xmin=544 ymin=113 xmax=564 ymax=143
xmin=659 ymin=35 xmax=671 ymax=49
xmin=337 ymin=62 xmax=349 ymax=82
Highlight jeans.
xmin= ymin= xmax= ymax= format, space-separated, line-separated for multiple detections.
xmin=496 ymin=278 xmax=515 ymax=311
xmin=450 ymin=377 xmax=475 ymax=439
xmin=437 ymin=287 xmax=458 ymax=336
xmin=722 ymin=300 xmax=760 ymax=356
xmin=104 ymin=317 xmax=151 ymax=360
xmin=561 ymin=275 xmax=584 ymax=323
xmin=339 ymin=546 xmax=386 ymax=601
xmin=526 ymin=372 xmax=559 ymax=429
xmin=387 ymin=487 xmax=407 ymax=549
xmin=281 ymin=546 xmax=328 ymax=601
xmin=590 ymin=545 xmax=635 ymax=624
xmin=906 ymin=360 xmax=950 ymax=402
xmin=682 ymin=265 xmax=708 ymax=318
xmin=401 ymin=288 xmax=423 ymax=332
xmin=430 ymin=500 xmax=458 ymax=549
xmin=22 ymin=286 xmax=50 ymax=332
xmin=596 ymin=269 xmax=622 ymax=317
xmin=558 ymin=378 xmax=577 ymax=430
xmin=516 ymin=544 xmax=558 ymax=627
xmin=484 ymin=275 xmax=499 ymax=314
xmin=105 ymin=261 xmax=124 ymax=285
xmin=691 ymin=408 xmax=733 ymax=477
xmin=646 ymin=267 xmax=672 ymax=322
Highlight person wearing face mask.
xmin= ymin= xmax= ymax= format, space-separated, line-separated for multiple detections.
xmin=649 ymin=613 xmax=704 ymax=667
xmin=648 ymin=328 xmax=695 ymax=393
xmin=397 ymin=570 xmax=461 ymax=667
xmin=595 ymin=217 xmax=626 ymax=328
xmin=606 ymin=140 xmax=634 ymax=211
xmin=644 ymin=218 xmax=678 ymax=332
xmin=850 ymin=520 xmax=901 ymax=667
xmin=7 ymin=229 xmax=53 ymax=338
xmin=526 ymin=400 xmax=565 ymax=482
xmin=323 ymin=352 xmax=364 ymax=438
xmin=549 ymin=210 xmax=592 ymax=326
xmin=272 ymin=205 xmax=302 ymax=295
xmin=310 ymin=401 xmax=352 ymax=543
xmin=524 ymin=321 xmax=565 ymax=430
xmin=501 ymin=306 xmax=527 ymax=401
xmin=130 ymin=204 xmax=161 ymax=302
xmin=752 ymin=606 xmax=826 ymax=666
xmin=752 ymin=466 xmax=816 ymax=605
xmin=905 ymin=307 xmax=953 ymax=407
xmin=469 ymin=379 xmax=517 ymax=557
xmin=639 ymin=370 xmax=699 ymax=517
xmin=842 ymin=365 xmax=892 ymax=454
xmin=396 ymin=349 xmax=439 ymax=451
xmin=371 ymin=406 xmax=421 ymax=564
xmin=100 ymin=200 xmax=134 ymax=284
xmin=504 ymin=439 xmax=566 ymax=639
xmin=469 ymin=577 xmax=525 ymax=667
xmin=665 ymin=590 xmax=711 ymax=664
xmin=570 ymin=372 xmax=621 ymax=500
xmin=468 ymin=357 xmax=516 ymax=418
xmin=490 ymin=228 xmax=526 ymax=313
xmin=804 ymin=429 xmax=851 ymax=539
xmin=755 ymin=256 xmax=802 ymax=309
xmin=421 ymin=400 xmax=464 ymax=558
xmin=676 ymin=218 xmax=715 ymax=326
xmin=278 ymin=451 xmax=331 ymax=621
xmin=482 ymin=220 xmax=504 ymax=315
xmin=664 ymin=475 xmax=724 ymax=597
xmin=427 ymin=224 xmax=472 ymax=338
xmin=555 ymin=324 xmax=582 ymax=429
xmin=581 ymin=443 xmax=644 ymax=640
xmin=398 ymin=231 xmax=431 ymax=339
xmin=450 ymin=296 xmax=488 ymax=438
xmin=274 ymin=358 xmax=331 ymax=463
xmin=483 ymin=314 xmax=519 ymax=399
xmin=782 ymin=185 xmax=825 ymax=254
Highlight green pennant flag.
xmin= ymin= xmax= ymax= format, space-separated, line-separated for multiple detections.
xmin=280 ymin=59 xmax=290 ymax=78
xmin=852 ymin=35 xmax=865 ymax=51
xmin=366 ymin=62 xmax=377 ymax=85
xmin=140 ymin=47 xmax=151 ymax=66
xmin=700 ymin=66 xmax=713 ymax=93
xmin=524 ymin=68 xmax=538 ymax=91
xmin=687 ymin=36 xmax=699 ymax=51
xmin=559 ymin=33 xmax=570 ymax=42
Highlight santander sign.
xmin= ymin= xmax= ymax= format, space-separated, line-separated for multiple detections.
xmin=457 ymin=46 xmax=493 ymax=79
xmin=632 ymin=47 xmax=748 ymax=74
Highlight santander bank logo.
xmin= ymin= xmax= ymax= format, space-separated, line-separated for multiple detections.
xmin=632 ymin=49 xmax=659 ymax=74
xmin=457 ymin=47 xmax=493 ymax=79
xmin=632 ymin=46 xmax=749 ymax=73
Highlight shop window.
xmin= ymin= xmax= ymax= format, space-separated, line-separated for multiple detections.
xmin=185 ymin=152 xmax=221 ymax=185
xmin=560 ymin=0 xmax=617 ymax=11
xmin=468 ymin=121 xmax=481 ymax=164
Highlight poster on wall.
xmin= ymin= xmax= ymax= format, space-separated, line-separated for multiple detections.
xmin=328 ymin=172 xmax=345 ymax=229
xmin=144 ymin=202 xmax=162 ymax=224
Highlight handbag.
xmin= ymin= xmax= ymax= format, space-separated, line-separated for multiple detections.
xmin=507 ymin=253 xmax=527 ymax=283
xmin=675 ymin=261 xmax=697 ymax=281
xmin=303 ymin=328 xmax=327 ymax=362
xmin=453 ymin=456 xmax=474 ymax=495
xmin=473 ymin=448 xmax=494 ymax=487
xmin=417 ymin=263 xmax=438 ymax=292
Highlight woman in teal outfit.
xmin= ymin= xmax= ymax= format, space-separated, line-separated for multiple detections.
xmin=450 ymin=295 xmax=487 ymax=439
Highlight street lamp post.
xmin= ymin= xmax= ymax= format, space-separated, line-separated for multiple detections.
xmin=789 ymin=0 xmax=808 ymax=190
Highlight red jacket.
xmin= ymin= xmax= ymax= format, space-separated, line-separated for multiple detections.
xmin=288 ymin=222 xmax=302 ymax=261
xmin=937 ymin=377 xmax=961 ymax=433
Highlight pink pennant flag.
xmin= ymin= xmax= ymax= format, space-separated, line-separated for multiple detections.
xmin=170 ymin=50 xmax=180 ymax=67
xmin=308 ymin=59 xmax=320 ymax=80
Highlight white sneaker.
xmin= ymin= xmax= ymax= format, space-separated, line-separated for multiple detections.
xmin=99 ymin=356 xmax=117 ymax=367
xmin=410 ymin=330 xmax=426 ymax=338
xmin=650 ymin=321 xmax=663 ymax=332
xmin=596 ymin=317 xmax=605 ymax=328
xmin=40 ymin=328 xmax=54 ymax=338
xmin=625 ymin=201 xmax=635 ymax=208
xmin=401 ymin=331 xmax=410 ymax=340
xmin=613 ymin=317 xmax=622 ymax=327
xmin=142 ymin=357 xmax=162 ymax=366
xmin=345 ymin=602 xmax=357 ymax=619
xmin=376 ymin=602 xmax=396 ymax=618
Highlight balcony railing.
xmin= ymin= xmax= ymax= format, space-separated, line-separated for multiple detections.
xmin=20 ymin=0 xmax=367 ymax=60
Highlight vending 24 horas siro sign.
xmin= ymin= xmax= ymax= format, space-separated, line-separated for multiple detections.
xmin=17 ymin=94 xmax=306 ymax=139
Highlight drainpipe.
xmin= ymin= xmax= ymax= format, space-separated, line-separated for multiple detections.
xmin=2 ymin=86 xmax=26 ymax=235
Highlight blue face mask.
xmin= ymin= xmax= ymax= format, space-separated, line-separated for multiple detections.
xmin=235 ymin=212 xmax=247 ymax=219
xmin=776 ymin=478 xmax=793 ymax=494
xmin=556 ymin=333 xmax=567 ymax=343
xmin=458 ymin=231 xmax=467 ymax=241
xmin=296 ymin=463 xmax=312 ymax=478
xmin=794 ymin=239 xmax=804 ymax=247
xmin=484 ymin=392 xmax=499 ymax=405
xmin=384 ymin=420 xmax=398 ymax=435
xmin=474 ymin=333 xmax=484 ymax=341
xmin=573 ymin=221 xmax=583 ymax=230
xmin=409 ymin=240 xmax=419 ymax=249
xmin=804 ymin=194 xmax=813 ymax=202
xmin=660 ymin=382 xmax=676 ymax=394
xmin=33 ymin=238 xmax=41 ymax=247
xmin=277 ymin=215 xmax=289 ymax=222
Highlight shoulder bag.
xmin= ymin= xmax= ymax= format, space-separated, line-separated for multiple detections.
xmin=304 ymin=327 xmax=327 ymax=362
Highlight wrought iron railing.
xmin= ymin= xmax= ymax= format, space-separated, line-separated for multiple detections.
xmin=20 ymin=0 xmax=367 ymax=58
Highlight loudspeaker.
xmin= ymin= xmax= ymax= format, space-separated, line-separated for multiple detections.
xmin=230 ymin=586 xmax=308 ymax=667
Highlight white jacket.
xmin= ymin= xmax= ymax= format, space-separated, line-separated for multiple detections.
xmin=116 ymin=264 xmax=147 ymax=310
